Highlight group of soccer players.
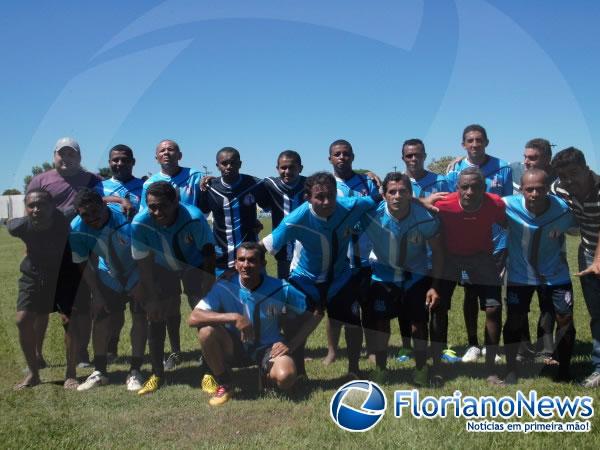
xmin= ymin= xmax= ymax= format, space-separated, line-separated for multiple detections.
xmin=9 ymin=126 xmax=600 ymax=406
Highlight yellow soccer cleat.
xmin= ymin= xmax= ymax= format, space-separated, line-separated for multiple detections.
xmin=201 ymin=374 xmax=218 ymax=394
xmin=137 ymin=374 xmax=161 ymax=395
xmin=208 ymin=385 xmax=231 ymax=406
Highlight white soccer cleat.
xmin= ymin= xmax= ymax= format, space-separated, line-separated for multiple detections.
xmin=126 ymin=370 xmax=144 ymax=391
xmin=77 ymin=370 xmax=108 ymax=391
xmin=462 ymin=346 xmax=481 ymax=363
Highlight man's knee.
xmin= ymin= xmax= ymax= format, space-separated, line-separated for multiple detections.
xmin=270 ymin=356 xmax=296 ymax=390
xmin=197 ymin=325 xmax=218 ymax=345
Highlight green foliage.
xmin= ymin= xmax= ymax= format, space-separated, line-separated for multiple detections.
xmin=2 ymin=189 xmax=21 ymax=195
xmin=98 ymin=167 xmax=112 ymax=179
xmin=427 ymin=155 xmax=458 ymax=175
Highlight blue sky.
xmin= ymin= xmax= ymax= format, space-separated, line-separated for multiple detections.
xmin=1 ymin=0 xmax=599 ymax=192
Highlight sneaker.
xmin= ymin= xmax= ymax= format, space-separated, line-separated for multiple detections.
xmin=77 ymin=361 xmax=92 ymax=369
xmin=462 ymin=346 xmax=481 ymax=363
xmin=163 ymin=352 xmax=181 ymax=370
xmin=395 ymin=348 xmax=413 ymax=363
xmin=138 ymin=374 xmax=161 ymax=395
xmin=77 ymin=370 xmax=108 ymax=391
xmin=209 ymin=385 xmax=232 ymax=406
xmin=201 ymin=374 xmax=218 ymax=394
xmin=413 ymin=366 xmax=429 ymax=387
xmin=441 ymin=349 xmax=461 ymax=363
xmin=126 ymin=370 xmax=143 ymax=392
xmin=581 ymin=371 xmax=600 ymax=388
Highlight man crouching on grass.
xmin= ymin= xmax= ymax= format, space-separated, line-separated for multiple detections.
xmin=188 ymin=243 xmax=316 ymax=406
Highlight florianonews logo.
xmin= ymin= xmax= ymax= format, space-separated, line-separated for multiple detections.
xmin=330 ymin=380 xmax=387 ymax=432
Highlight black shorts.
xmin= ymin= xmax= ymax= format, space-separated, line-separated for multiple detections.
xmin=354 ymin=267 xmax=372 ymax=306
xmin=369 ymin=276 xmax=430 ymax=323
xmin=506 ymin=283 xmax=574 ymax=316
xmin=227 ymin=329 xmax=273 ymax=376
xmin=154 ymin=264 xmax=182 ymax=298
xmin=94 ymin=282 xmax=145 ymax=318
xmin=17 ymin=265 xmax=86 ymax=316
xmin=326 ymin=276 xmax=362 ymax=326
xmin=439 ymin=253 xmax=502 ymax=310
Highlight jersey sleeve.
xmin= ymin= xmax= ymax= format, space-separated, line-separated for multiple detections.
xmin=502 ymin=166 xmax=514 ymax=197
xmin=367 ymin=178 xmax=382 ymax=202
xmin=262 ymin=214 xmax=296 ymax=255
xmin=69 ymin=227 xmax=91 ymax=264
xmin=445 ymin=171 xmax=458 ymax=192
xmin=130 ymin=220 xmax=152 ymax=260
xmin=195 ymin=283 xmax=223 ymax=310
xmin=197 ymin=189 xmax=211 ymax=214
xmin=493 ymin=196 xmax=507 ymax=223
xmin=139 ymin=183 xmax=148 ymax=209
xmin=356 ymin=196 xmax=377 ymax=213
xmin=253 ymin=179 xmax=272 ymax=210
xmin=192 ymin=215 xmax=215 ymax=250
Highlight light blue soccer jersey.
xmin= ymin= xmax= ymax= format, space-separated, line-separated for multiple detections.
xmin=131 ymin=203 xmax=214 ymax=272
xmin=196 ymin=274 xmax=306 ymax=347
xmin=361 ymin=200 xmax=439 ymax=287
xmin=262 ymin=196 xmax=376 ymax=301
xmin=95 ymin=177 xmax=144 ymax=212
xmin=447 ymin=155 xmax=513 ymax=252
xmin=335 ymin=173 xmax=381 ymax=270
xmin=140 ymin=167 xmax=204 ymax=208
xmin=504 ymin=195 xmax=576 ymax=285
xmin=410 ymin=171 xmax=450 ymax=198
xmin=70 ymin=204 xmax=138 ymax=292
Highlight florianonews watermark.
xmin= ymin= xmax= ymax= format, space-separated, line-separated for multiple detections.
xmin=330 ymin=382 xmax=594 ymax=433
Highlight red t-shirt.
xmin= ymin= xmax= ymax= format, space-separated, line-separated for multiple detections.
xmin=436 ymin=192 xmax=505 ymax=256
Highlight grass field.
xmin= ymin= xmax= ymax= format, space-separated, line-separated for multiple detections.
xmin=0 ymin=222 xmax=599 ymax=449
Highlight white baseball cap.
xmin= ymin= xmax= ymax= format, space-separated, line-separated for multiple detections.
xmin=54 ymin=137 xmax=81 ymax=153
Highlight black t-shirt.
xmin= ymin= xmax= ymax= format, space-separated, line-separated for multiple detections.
xmin=7 ymin=210 xmax=74 ymax=277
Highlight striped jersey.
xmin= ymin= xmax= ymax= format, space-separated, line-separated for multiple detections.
xmin=360 ymin=199 xmax=439 ymax=287
xmin=131 ymin=203 xmax=214 ymax=272
xmin=552 ymin=171 xmax=600 ymax=257
xmin=199 ymin=174 xmax=270 ymax=270
xmin=70 ymin=204 xmax=138 ymax=292
xmin=262 ymin=176 xmax=306 ymax=262
xmin=196 ymin=274 xmax=306 ymax=348
xmin=504 ymin=195 xmax=576 ymax=285
xmin=140 ymin=167 xmax=204 ymax=208
xmin=95 ymin=176 xmax=144 ymax=213
xmin=262 ymin=195 xmax=376 ymax=301
xmin=335 ymin=172 xmax=381 ymax=269
xmin=410 ymin=171 xmax=450 ymax=198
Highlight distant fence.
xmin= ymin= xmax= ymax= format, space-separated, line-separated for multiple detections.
xmin=0 ymin=195 xmax=25 ymax=220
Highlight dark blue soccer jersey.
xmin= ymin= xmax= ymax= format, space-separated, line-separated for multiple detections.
xmin=262 ymin=176 xmax=306 ymax=262
xmin=199 ymin=174 xmax=271 ymax=270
